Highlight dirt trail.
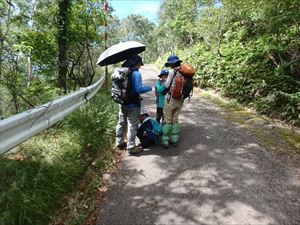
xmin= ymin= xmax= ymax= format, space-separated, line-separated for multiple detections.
xmin=96 ymin=65 xmax=300 ymax=225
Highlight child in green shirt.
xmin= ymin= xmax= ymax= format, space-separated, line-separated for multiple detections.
xmin=155 ymin=69 xmax=169 ymax=124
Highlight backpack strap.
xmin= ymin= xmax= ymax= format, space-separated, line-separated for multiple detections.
xmin=166 ymin=69 xmax=178 ymax=103
xmin=180 ymin=73 xmax=184 ymax=101
xmin=188 ymin=84 xmax=193 ymax=102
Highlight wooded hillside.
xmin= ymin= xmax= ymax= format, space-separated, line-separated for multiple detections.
xmin=154 ymin=0 xmax=300 ymax=126
xmin=1 ymin=0 xmax=299 ymax=125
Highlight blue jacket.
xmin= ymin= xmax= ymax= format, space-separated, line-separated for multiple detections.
xmin=155 ymin=79 xmax=166 ymax=108
xmin=124 ymin=68 xmax=152 ymax=108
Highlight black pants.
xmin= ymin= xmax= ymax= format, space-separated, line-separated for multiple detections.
xmin=156 ymin=107 xmax=164 ymax=124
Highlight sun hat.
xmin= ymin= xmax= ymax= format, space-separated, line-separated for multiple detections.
xmin=158 ymin=69 xmax=169 ymax=77
xmin=164 ymin=55 xmax=182 ymax=67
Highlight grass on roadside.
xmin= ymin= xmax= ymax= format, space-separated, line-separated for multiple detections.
xmin=197 ymin=88 xmax=300 ymax=155
xmin=0 ymin=91 xmax=118 ymax=225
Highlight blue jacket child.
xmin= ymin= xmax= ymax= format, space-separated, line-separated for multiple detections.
xmin=155 ymin=69 xmax=169 ymax=123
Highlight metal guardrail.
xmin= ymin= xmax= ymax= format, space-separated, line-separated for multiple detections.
xmin=0 ymin=76 xmax=105 ymax=155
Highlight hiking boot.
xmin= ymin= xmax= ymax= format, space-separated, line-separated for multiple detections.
xmin=161 ymin=142 xmax=169 ymax=149
xmin=116 ymin=142 xmax=127 ymax=150
xmin=170 ymin=123 xmax=180 ymax=145
xmin=127 ymin=146 xmax=143 ymax=155
xmin=161 ymin=124 xmax=171 ymax=147
xmin=170 ymin=141 xmax=179 ymax=147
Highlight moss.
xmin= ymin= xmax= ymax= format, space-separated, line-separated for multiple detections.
xmin=199 ymin=89 xmax=300 ymax=154
xmin=278 ymin=128 xmax=300 ymax=153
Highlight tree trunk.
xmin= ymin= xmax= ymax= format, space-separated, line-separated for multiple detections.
xmin=27 ymin=55 xmax=33 ymax=86
xmin=12 ymin=90 xmax=20 ymax=114
xmin=27 ymin=0 xmax=37 ymax=87
xmin=57 ymin=0 xmax=70 ymax=93
xmin=0 ymin=33 xmax=3 ymax=79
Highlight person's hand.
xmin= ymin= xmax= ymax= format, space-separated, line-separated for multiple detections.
xmin=146 ymin=86 xmax=152 ymax=92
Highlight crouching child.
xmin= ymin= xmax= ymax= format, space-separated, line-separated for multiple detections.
xmin=137 ymin=113 xmax=162 ymax=148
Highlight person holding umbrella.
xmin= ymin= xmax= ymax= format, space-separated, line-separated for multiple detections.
xmin=115 ymin=54 xmax=152 ymax=155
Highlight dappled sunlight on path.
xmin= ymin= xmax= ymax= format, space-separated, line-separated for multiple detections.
xmin=96 ymin=65 xmax=300 ymax=225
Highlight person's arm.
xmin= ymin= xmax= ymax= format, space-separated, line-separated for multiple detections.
xmin=164 ymin=69 xmax=175 ymax=89
xmin=133 ymin=71 xmax=152 ymax=94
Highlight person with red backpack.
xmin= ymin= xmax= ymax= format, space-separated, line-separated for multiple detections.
xmin=161 ymin=55 xmax=195 ymax=148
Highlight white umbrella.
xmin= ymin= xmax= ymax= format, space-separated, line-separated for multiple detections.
xmin=96 ymin=41 xmax=145 ymax=66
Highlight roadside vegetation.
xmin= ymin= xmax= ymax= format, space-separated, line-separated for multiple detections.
xmin=154 ymin=0 xmax=300 ymax=127
xmin=197 ymin=89 xmax=300 ymax=154
xmin=0 ymin=92 xmax=117 ymax=225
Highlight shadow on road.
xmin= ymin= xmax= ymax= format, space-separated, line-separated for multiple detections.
xmin=97 ymin=66 xmax=300 ymax=225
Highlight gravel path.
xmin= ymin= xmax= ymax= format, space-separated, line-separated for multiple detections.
xmin=96 ymin=65 xmax=300 ymax=225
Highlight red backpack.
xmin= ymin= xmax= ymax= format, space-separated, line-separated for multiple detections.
xmin=169 ymin=64 xmax=195 ymax=100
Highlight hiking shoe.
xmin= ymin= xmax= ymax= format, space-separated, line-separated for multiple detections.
xmin=161 ymin=143 xmax=169 ymax=149
xmin=170 ymin=141 xmax=179 ymax=147
xmin=116 ymin=142 xmax=127 ymax=150
xmin=127 ymin=146 xmax=143 ymax=155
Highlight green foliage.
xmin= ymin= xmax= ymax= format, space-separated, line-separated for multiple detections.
xmin=0 ymin=130 xmax=83 ymax=225
xmin=66 ymin=0 xmax=105 ymax=88
xmin=256 ymin=91 xmax=300 ymax=124
xmin=23 ymin=79 xmax=61 ymax=106
xmin=158 ymin=0 xmax=198 ymax=47
xmin=1 ymin=0 xmax=107 ymax=117
xmin=119 ymin=14 xmax=157 ymax=62
xmin=156 ymin=0 xmax=300 ymax=126
xmin=67 ymin=91 xmax=117 ymax=151
xmin=1 ymin=73 xmax=61 ymax=118
xmin=0 ymin=92 xmax=117 ymax=225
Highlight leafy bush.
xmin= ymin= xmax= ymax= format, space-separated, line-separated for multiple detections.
xmin=156 ymin=37 xmax=300 ymax=126
xmin=255 ymin=91 xmax=300 ymax=126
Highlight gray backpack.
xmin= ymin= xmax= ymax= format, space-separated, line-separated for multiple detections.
xmin=111 ymin=67 xmax=137 ymax=104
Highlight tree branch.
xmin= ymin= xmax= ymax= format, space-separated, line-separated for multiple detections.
xmin=18 ymin=94 xmax=35 ymax=108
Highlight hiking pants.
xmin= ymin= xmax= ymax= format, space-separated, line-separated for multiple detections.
xmin=163 ymin=98 xmax=183 ymax=124
xmin=116 ymin=105 xmax=140 ymax=149
xmin=156 ymin=107 xmax=164 ymax=123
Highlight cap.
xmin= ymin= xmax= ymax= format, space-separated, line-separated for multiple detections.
xmin=158 ymin=69 xmax=169 ymax=77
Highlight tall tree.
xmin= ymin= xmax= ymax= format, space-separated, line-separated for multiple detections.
xmin=0 ymin=0 xmax=108 ymax=117
xmin=57 ymin=0 xmax=70 ymax=92
xmin=120 ymin=14 xmax=157 ymax=62
xmin=0 ymin=0 xmax=13 ymax=78
xmin=158 ymin=0 xmax=198 ymax=49
xmin=67 ymin=0 xmax=105 ymax=88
